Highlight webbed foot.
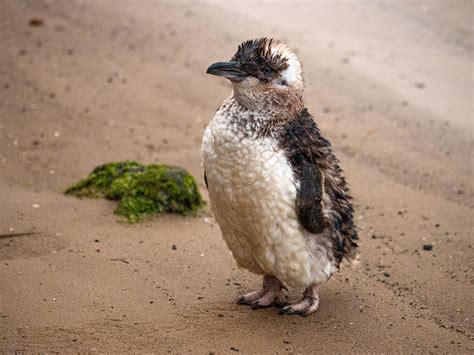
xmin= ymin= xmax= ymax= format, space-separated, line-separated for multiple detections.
xmin=237 ymin=275 xmax=285 ymax=309
xmin=279 ymin=284 xmax=319 ymax=317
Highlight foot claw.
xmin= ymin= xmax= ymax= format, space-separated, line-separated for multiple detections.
xmin=251 ymin=301 xmax=267 ymax=310
xmin=236 ymin=297 xmax=251 ymax=305
xmin=236 ymin=290 xmax=263 ymax=306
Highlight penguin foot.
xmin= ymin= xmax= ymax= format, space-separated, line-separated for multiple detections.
xmin=237 ymin=290 xmax=265 ymax=305
xmin=237 ymin=275 xmax=285 ymax=309
xmin=279 ymin=284 xmax=319 ymax=317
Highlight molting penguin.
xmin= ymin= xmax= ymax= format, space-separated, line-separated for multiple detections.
xmin=201 ymin=38 xmax=358 ymax=316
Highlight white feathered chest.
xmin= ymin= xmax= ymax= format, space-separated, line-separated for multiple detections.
xmin=201 ymin=98 xmax=335 ymax=288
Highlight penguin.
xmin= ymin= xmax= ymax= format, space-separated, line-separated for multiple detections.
xmin=201 ymin=38 xmax=358 ymax=316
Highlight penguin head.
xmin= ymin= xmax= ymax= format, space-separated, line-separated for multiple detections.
xmin=207 ymin=38 xmax=304 ymax=99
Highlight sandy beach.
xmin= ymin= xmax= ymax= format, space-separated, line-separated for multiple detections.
xmin=0 ymin=0 xmax=473 ymax=352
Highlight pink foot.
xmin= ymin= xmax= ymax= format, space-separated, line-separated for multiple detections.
xmin=237 ymin=275 xmax=285 ymax=309
xmin=279 ymin=284 xmax=319 ymax=317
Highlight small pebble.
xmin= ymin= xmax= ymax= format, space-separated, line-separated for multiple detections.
xmin=171 ymin=244 xmax=177 ymax=250
xmin=29 ymin=18 xmax=44 ymax=27
xmin=422 ymin=244 xmax=433 ymax=251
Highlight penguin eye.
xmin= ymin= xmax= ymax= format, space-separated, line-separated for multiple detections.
xmin=262 ymin=67 xmax=274 ymax=76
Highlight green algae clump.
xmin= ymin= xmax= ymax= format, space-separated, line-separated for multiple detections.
xmin=65 ymin=161 xmax=205 ymax=223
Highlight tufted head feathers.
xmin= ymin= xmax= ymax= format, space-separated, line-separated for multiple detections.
xmin=207 ymin=38 xmax=304 ymax=100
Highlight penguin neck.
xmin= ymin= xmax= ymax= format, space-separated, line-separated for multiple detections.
xmin=232 ymin=84 xmax=304 ymax=120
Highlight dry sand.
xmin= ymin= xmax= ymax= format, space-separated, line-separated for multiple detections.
xmin=0 ymin=0 xmax=473 ymax=353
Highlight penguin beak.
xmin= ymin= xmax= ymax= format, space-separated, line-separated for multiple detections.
xmin=206 ymin=61 xmax=246 ymax=81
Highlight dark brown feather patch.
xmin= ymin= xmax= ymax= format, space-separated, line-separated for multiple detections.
xmin=277 ymin=109 xmax=358 ymax=264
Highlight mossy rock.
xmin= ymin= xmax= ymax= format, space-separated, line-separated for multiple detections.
xmin=65 ymin=161 xmax=205 ymax=223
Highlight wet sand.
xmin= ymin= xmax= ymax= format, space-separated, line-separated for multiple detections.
xmin=0 ymin=0 xmax=473 ymax=352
